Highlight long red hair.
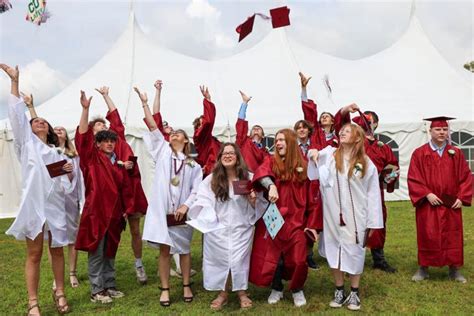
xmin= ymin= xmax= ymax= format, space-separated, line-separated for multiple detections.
xmin=272 ymin=129 xmax=307 ymax=182
xmin=334 ymin=123 xmax=367 ymax=178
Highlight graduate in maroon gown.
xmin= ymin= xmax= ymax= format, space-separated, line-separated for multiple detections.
xmin=95 ymin=86 xmax=149 ymax=285
xmin=352 ymin=111 xmax=399 ymax=273
xmin=408 ymin=116 xmax=472 ymax=283
xmin=235 ymin=90 xmax=269 ymax=172
xmin=249 ymin=129 xmax=318 ymax=307
xmin=75 ymin=91 xmax=133 ymax=303
xmin=193 ymin=86 xmax=221 ymax=177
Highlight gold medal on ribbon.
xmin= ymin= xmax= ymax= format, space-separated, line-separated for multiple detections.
xmin=171 ymin=176 xmax=180 ymax=186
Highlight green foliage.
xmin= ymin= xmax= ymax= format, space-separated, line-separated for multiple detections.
xmin=0 ymin=201 xmax=473 ymax=315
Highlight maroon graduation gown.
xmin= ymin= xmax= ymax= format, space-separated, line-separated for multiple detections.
xmin=249 ymin=157 xmax=318 ymax=290
xmin=193 ymin=98 xmax=221 ymax=177
xmin=408 ymin=143 xmax=472 ymax=267
xmin=107 ymin=109 xmax=148 ymax=215
xmin=364 ymin=138 xmax=399 ymax=249
xmin=235 ymin=118 xmax=269 ymax=172
xmin=74 ymin=128 xmax=134 ymax=257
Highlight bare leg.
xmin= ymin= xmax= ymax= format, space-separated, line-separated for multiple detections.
xmin=331 ymin=268 xmax=345 ymax=287
xmin=48 ymin=233 xmax=68 ymax=311
xmin=25 ymin=233 xmax=44 ymax=315
xmin=159 ymin=244 xmax=171 ymax=302
xmin=349 ymin=274 xmax=361 ymax=288
xmin=68 ymin=244 xmax=79 ymax=287
xmin=179 ymin=254 xmax=192 ymax=298
xmin=128 ymin=217 xmax=142 ymax=260
xmin=46 ymin=243 xmax=56 ymax=290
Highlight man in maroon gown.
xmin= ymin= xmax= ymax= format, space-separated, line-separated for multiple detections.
xmin=95 ymin=86 xmax=149 ymax=284
xmin=352 ymin=111 xmax=399 ymax=273
xmin=235 ymin=90 xmax=269 ymax=172
xmin=250 ymin=129 xmax=318 ymax=307
xmin=193 ymin=86 xmax=221 ymax=177
xmin=75 ymin=91 xmax=134 ymax=303
xmin=408 ymin=116 xmax=472 ymax=283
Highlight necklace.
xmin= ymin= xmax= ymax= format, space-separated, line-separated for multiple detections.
xmin=171 ymin=157 xmax=185 ymax=186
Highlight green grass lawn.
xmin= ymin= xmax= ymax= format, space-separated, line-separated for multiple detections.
xmin=1 ymin=201 xmax=473 ymax=315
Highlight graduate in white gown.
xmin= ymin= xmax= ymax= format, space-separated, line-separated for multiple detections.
xmin=188 ymin=143 xmax=267 ymax=310
xmin=307 ymin=123 xmax=383 ymax=311
xmin=2 ymin=64 xmax=73 ymax=315
xmin=135 ymin=87 xmax=202 ymax=307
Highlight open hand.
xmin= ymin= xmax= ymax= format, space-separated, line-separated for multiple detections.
xmin=299 ymin=72 xmax=312 ymax=88
xmin=304 ymin=228 xmax=318 ymax=242
xmin=239 ymin=90 xmax=252 ymax=104
xmin=20 ymin=92 xmax=34 ymax=107
xmin=427 ymin=193 xmax=443 ymax=206
xmin=154 ymin=80 xmax=163 ymax=90
xmin=199 ymin=85 xmax=211 ymax=101
xmin=95 ymin=86 xmax=109 ymax=96
xmin=133 ymin=87 xmax=148 ymax=104
xmin=0 ymin=63 xmax=19 ymax=82
xmin=80 ymin=90 xmax=93 ymax=109
xmin=451 ymin=199 xmax=462 ymax=209
xmin=175 ymin=205 xmax=189 ymax=221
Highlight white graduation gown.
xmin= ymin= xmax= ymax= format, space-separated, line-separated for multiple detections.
xmin=63 ymin=155 xmax=84 ymax=244
xmin=5 ymin=95 xmax=71 ymax=247
xmin=142 ymin=128 xmax=202 ymax=254
xmin=308 ymin=146 xmax=383 ymax=275
xmin=188 ymin=174 xmax=268 ymax=291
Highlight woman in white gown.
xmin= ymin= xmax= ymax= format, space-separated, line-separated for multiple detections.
xmin=307 ymin=123 xmax=383 ymax=311
xmin=135 ymin=87 xmax=202 ymax=307
xmin=188 ymin=143 xmax=267 ymax=310
xmin=2 ymin=64 xmax=73 ymax=315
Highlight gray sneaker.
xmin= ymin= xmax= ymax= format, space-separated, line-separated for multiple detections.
xmin=344 ymin=291 xmax=361 ymax=311
xmin=449 ymin=268 xmax=467 ymax=283
xmin=412 ymin=267 xmax=429 ymax=282
xmin=329 ymin=289 xmax=345 ymax=308
xmin=106 ymin=287 xmax=125 ymax=299
xmin=136 ymin=266 xmax=148 ymax=285
xmin=90 ymin=291 xmax=113 ymax=304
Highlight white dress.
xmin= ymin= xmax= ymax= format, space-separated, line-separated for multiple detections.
xmin=142 ymin=128 xmax=202 ymax=254
xmin=63 ymin=155 xmax=83 ymax=244
xmin=308 ymin=146 xmax=383 ymax=275
xmin=188 ymin=174 xmax=268 ymax=291
xmin=5 ymin=95 xmax=72 ymax=248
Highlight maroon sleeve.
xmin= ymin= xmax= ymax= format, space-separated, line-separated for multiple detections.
xmin=75 ymin=127 xmax=95 ymax=170
xmin=455 ymin=148 xmax=473 ymax=206
xmin=407 ymin=148 xmax=432 ymax=207
xmin=302 ymin=99 xmax=318 ymax=127
xmin=305 ymin=179 xmax=321 ymax=230
xmin=106 ymin=109 xmax=126 ymax=141
xmin=333 ymin=108 xmax=351 ymax=136
xmin=383 ymin=144 xmax=400 ymax=193
xmin=194 ymin=98 xmax=216 ymax=146
xmin=235 ymin=118 xmax=249 ymax=147
xmin=251 ymin=156 xmax=275 ymax=191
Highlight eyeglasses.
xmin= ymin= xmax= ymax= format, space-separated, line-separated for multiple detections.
xmin=222 ymin=152 xmax=236 ymax=157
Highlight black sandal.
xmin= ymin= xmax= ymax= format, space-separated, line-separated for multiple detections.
xmin=183 ymin=282 xmax=194 ymax=303
xmin=159 ymin=287 xmax=171 ymax=307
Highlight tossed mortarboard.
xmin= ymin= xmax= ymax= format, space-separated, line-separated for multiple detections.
xmin=236 ymin=15 xmax=256 ymax=42
xmin=352 ymin=110 xmax=372 ymax=133
xmin=423 ymin=116 xmax=455 ymax=128
xmin=270 ymin=6 xmax=290 ymax=28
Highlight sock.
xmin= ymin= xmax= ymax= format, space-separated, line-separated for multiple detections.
xmin=350 ymin=287 xmax=359 ymax=293
xmin=135 ymin=258 xmax=143 ymax=268
xmin=336 ymin=285 xmax=344 ymax=291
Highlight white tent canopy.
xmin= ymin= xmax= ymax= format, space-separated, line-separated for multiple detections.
xmin=1 ymin=7 xmax=472 ymax=218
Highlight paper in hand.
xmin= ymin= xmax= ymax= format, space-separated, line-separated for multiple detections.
xmin=262 ymin=203 xmax=284 ymax=239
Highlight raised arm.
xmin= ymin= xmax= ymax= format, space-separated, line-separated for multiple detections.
xmin=20 ymin=92 xmax=38 ymax=119
xmin=334 ymin=103 xmax=358 ymax=135
xmin=299 ymin=72 xmax=319 ymax=126
xmin=236 ymin=90 xmax=252 ymax=145
xmin=195 ymin=85 xmax=216 ymax=143
xmin=0 ymin=64 xmax=19 ymax=98
xmin=134 ymin=87 xmax=157 ymax=131
xmin=152 ymin=80 xmax=162 ymax=114
xmin=78 ymin=91 xmax=92 ymax=134
xmin=95 ymin=86 xmax=116 ymax=112
xmin=299 ymin=71 xmax=311 ymax=102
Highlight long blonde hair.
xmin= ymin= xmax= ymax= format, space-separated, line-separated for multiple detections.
xmin=334 ymin=123 xmax=367 ymax=178
xmin=56 ymin=126 xmax=78 ymax=158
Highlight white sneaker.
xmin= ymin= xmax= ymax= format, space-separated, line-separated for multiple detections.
xmin=106 ymin=287 xmax=125 ymax=299
xmin=90 ymin=291 xmax=113 ymax=304
xmin=135 ymin=266 xmax=148 ymax=285
xmin=292 ymin=290 xmax=307 ymax=307
xmin=267 ymin=290 xmax=283 ymax=304
xmin=344 ymin=291 xmax=361 ymax=311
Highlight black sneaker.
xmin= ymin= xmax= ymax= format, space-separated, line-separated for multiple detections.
xmin=329 ymin=289 xmax=345 ymax=308
xmin=373 ymin=261 xmax=397 ymax=273
xmin=307 ymin=255 xmax=319 ymax=270
xmin=344 ymin=291 xmax=361 ymax=311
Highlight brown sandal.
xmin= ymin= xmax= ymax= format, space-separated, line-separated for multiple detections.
xmin=27 ymin=299 xmax=41 ymax=316
xmin=69 ymin=271 xmax=79 ymax=288
xmin=238 ymin=293 xmax=253 ymax=309
xmin=210 ymin=292 xmax=228 ymax=310
xmin=52 ymin=290 xmax=70 ymax=314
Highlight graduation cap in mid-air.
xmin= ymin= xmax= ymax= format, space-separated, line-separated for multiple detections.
xmin=236 ymin=6 xmax=291 ymax=42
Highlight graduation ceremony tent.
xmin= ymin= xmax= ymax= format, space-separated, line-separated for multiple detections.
xmin=1 ymin=2 xmax=472 ymax=218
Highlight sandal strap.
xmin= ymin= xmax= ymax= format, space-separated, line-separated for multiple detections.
xmin=158 ymin=287 xmax=170 ymax=291
xmin=69 ymin=271 xmax=77 ymax=276
xmin=28 ymin=303 xmax=39 ymax=311
xmin=182 ymin=282 xmax=194 ymax=287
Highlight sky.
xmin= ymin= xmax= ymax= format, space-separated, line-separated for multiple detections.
xmin=0 ymin=0 xmax=472 ymax=120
